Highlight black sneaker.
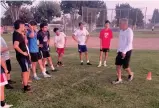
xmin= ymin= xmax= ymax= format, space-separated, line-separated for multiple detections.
xmin=81 ymin=62 xmax=84 ymax=65
xmin=128 ymin=72 xmax=134 ymax=81
xmin=23 ymin=85 xmax=31 ymax=93
xmin=8 ymin=80 xmax=16 ymax=84
xmin=46 ymin=71 xmax=50 ymax=75
xmin=87 ymin=62 xmax=92 ymax=65
xmin=5 ymin=84 xmax=14 ymax=89
xmin=52 ymin=69 xmax=58 ymax=72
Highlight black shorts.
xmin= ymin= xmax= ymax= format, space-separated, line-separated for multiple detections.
xmin=115 ymin=50 xmax=132 ymax=69
xmin=16 ymin=56 xmax=30 ymax=72
xmin=30 ymin=52 xmax=42 ymax=62
xmin=6 ymin=59 xmax=11 ymax=73
xmin=100 ymin=48 xmax=109 ymax=52
xmin=40 ymin=50 xmax=50 ymax=58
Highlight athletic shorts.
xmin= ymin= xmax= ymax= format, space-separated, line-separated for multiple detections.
xmin=16 ymin=56 xmax=30 ymax=72
xmin=40 ymin=50 xmax=50 ymax=58
xmin=115 ymin=50 xmax=132 ymax=69
xmin=100 ymin=48 xmax=109 ymax=52
xmin=78 ymin=45 xmax=87 ymax=53
xmin=56 ymin=48 xmax=65 ymax=55
xmin=30 ymin=52 xmax=42 ymax=62
xmin=0 ymin=73 xmax=8 ymax=86
xmin=6 ymin=59 xmax=11 ymax=73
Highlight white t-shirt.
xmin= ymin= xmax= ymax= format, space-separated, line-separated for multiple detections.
xmin=54 ymin=32 xmax=66 ymax=48
xmin=117 ymin=28 xmax=133 ymax=54
xmin=0 ymin=37 xmax=10 ymax=60
xmin=73 ymin=29 xmax=89 ymax=45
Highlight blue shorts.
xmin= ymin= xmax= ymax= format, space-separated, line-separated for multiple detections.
xmin=78 ymin=45 xmax=87 ymax=53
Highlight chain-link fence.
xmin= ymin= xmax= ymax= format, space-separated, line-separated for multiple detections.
xmin=82 ymin=7 xmax=148 ymax=32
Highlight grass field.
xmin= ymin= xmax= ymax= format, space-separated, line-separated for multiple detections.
xmin=5 ymin=48 xmax=159 ymax=108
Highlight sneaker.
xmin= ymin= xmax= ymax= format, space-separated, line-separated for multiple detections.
xmin=2 ymin=104 xmax=13 ymax=108
xmin=44 ymin=74 xmax=51 ymax=78
xmin=104 ymin=63 xmax=107 ymax=67
xmin=52 ymin=69 xmax=58 ymax=72
xmin=46 ymin=71 xmax=50 ymax=75
xmin=97 ymin=64 xmax=102 ymax=67
xmin=128 ymin=72 xmax=134 ymax=81
xmin=33 ymin=76 xmax=41 ymax=80
xmin=87 ymin=62 xmax=92 ymax=65
xmin=5 ymin=84 xmax=14 ymax=89
xmin=81 ymin=62 xmax=84 ymax=65
xmin=23 ymin=85 xmax=31 ymax=93
xmin=112 ymin=79 xmax=123 ymax=84
xmin=8 ymin=80 xmax=16 ymax=84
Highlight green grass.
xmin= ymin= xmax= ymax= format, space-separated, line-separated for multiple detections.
xmin=5 ymin=48 xmax=159 ymax=108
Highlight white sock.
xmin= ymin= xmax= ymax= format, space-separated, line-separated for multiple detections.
xmin=51 ymin=65 xmax=55 ymax=70
xmin=99 ymin=61 xmax=102 ymax=65
xmin=42 ymin=68 xmax=47 ymax=75
xmin=87 ymin=60 xmax=90 ymax=63
xmin=104 ymin=61 xmax=107 ymax=64
xmin=81 ymin=60 xmax=83 ymax=63
xmin=33 ymin=73 xmax=37 ymax=77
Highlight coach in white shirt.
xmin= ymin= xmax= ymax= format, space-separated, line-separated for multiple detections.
xmin=113 ymin=18 xmax=134 ymax=84
xmin=72 ymin=22 xmax=92 ymax=65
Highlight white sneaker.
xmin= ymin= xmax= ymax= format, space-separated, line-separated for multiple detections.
xmin=97 ymin=64 xmax=102 ymax=67
xmin=33 ymin=76 xmax=41 ymax=80
xmin=104 ymin=61 xmax=107 ymax=67
xmin=2 ymin=104 xmax=13 ymax=108
xmin=112 ymin=79 xmax=123 ymax=85
xmin=44 ymin=74 xmax=51 ymax=78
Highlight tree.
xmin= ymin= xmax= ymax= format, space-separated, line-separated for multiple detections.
xmin=1 ymin=0 xmax=32 ymax=22
xmin=61 ymin=0 xmax=107 ymax=31
xmin=31 ymin=1 xmax=61 ymax=23
xmin=151 ymin=9 xmax=159 ymax=24
xmin=115 ymin=3 xmax=144 ymax=27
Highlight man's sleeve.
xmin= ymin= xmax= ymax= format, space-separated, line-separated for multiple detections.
xmin=14 ymin=34 xmax=21 ymax=43
xmin=122 ymin=29 xmax=133 ymax=54
xmin=48 ymin=31 xmax=50 ymax=40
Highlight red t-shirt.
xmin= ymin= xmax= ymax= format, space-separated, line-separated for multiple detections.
xmin=99 ymin=29 xmax=113 ymax=48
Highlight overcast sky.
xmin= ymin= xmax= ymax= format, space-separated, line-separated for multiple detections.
xmin=1 ymin=0 xmax=159 ymax=20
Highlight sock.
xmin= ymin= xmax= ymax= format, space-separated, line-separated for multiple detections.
xmin=87 ymin=60 xmax=90 ymax=63
xmin=33 ymin=73 xmax=37 ymax=77
xmin=42 ymin=69 xmax=47 ymax=75
xmin=81 ymin=60 xmax=83 ymax=63
xmin=104 ymin=61 xmax=107 ymax=64
xmin=99 ymin=61 xmax=102 ymax=65
xmin=1 ymin=101 xmax=5 ymax=107
xmin=51 ymin=65 xmax=55 ymax=70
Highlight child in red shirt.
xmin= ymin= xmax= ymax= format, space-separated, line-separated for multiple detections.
xmin=98 ymin=20 xmax=113 ymax=67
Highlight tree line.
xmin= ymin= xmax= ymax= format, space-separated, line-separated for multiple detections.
xmin=1 ymin=0 xmax=158 ymax=26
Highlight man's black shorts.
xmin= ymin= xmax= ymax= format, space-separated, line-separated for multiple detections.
xmin=6 ymin=59 xmax=11 ymax=73
xmin=39 ymin=50 xmax=50 ymax=58
xmin=100 ymin=48 xmax=109 ymax=52
xmin=16 ymin=56 xmax=30 ymax=72
xmin=115 ymin=50 xmax=132 ymax=69
xmin=30 ymin=52 xmax=42 ymax=62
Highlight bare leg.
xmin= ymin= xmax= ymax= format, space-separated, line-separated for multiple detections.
xmin=22 ymin=72 xmax=29 ymax=86
xmin=79 ymin=53 xmax=83 ymax=62
xmin=7 ymin=74 xmax=10 ymax=81
xmin=116 ymin=65 xmax=122 ymax=80
xmin=125 ymin=67 xmax=133 ymax=75
xmin=85 ymin=52 xmax=89 ymax=62
xmin=98 ymin=51 xmax=103 ymax=67
xmin=48 ymin=57 xmax=55 ymax=70
xmin=104 ymin=52 xmax=108 ymax=61
xmin=31 ymin=62 xmax=37 ymax=77
xmin=38 ymin=59 xmax=45 ymax=73
xmin=0 ymin=85 xmax=4 ymax=102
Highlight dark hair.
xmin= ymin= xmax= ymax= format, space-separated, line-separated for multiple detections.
xmin=40 ymin=22 xmax=48 ymax=29
xmin=53 ymin=28 xmax=59 ymax=33
xmin=29 ymin=20 xmax=37 ymax=26
xmin=79 ymin=22 xmax=83 ymax=26
xmin=105 ymin=20 xmax=110 ymax=24
xmin=14 ymin=20 xmax=25 ymax=30
xmin=25 ymin=23 xmax=29 ymax=27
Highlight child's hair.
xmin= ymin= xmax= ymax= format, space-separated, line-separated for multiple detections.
xmin=14 ymin=20 xmax=25 ymax=30
xmin=105 ymin=20 xmax=110 ymax=24
xmin=53 ymin=28 xmax=59 ymax=33
xmin=79 ymin=22 xmax=83 ymax=26
xmin=40 ymin=22 xmax=48 ymax=29
xmin=29 ymin=20 xmax=37 ymax=26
